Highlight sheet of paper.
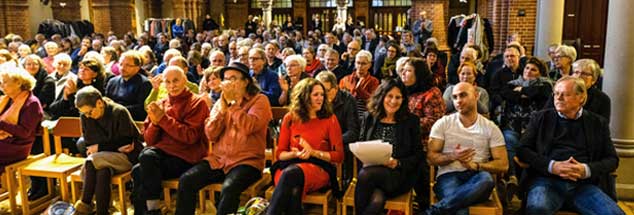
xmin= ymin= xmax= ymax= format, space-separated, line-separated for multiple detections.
xmin=349 ymin=140 xmax=393 ymax=166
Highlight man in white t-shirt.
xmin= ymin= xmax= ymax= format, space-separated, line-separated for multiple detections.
xmin=425 ymin=82 xmax=508 ymax=215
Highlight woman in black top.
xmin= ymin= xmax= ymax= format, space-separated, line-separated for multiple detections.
xmin=355 ymin=79 xmax=425 ymax=215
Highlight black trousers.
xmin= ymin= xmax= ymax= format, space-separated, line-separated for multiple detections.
xmin=131 ymin=147 xmax=193 ymax=215
xmin=354 ymin=166 xmax=412 ymax=215
xmin=174 ymin=161 xmax=261 ymax=215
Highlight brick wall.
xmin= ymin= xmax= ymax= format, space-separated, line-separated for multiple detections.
xmin=1 ymin=0 xmax=30 ymax=38
xmin=412 ymin=0 xmax=450 ymax=50
xmin=110 ymin=0 xmax=136 ymax=36
xmin=487 ymin=0 xmax=537 ymax=56
xmin=51 ymin=0 xmax=81 ymax=22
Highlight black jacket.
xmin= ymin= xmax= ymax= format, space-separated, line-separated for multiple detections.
xmin=517 ymin=109 xmax=619 ymax=200
xmin=359 ymin=112 xmax=425 ymax=192
xmin=32 ymin=68 xmax=56 ymax=112
xmin=332 ymin=90 xmax=359 ymax=145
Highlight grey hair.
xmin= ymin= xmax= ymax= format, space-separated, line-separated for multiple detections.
xmin=572 ymin=58 xmax=602 ymax=81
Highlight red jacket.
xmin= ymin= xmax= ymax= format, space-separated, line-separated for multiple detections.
xmin=144 ymin=90 xmax=209 ymax=164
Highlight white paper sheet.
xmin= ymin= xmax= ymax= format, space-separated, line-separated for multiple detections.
xmin=349 ymin=140 xmax=393 ymax=166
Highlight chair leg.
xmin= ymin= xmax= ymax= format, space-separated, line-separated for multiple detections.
xmin=163 ymin=188 xmax=171 ymax=210
xmin=59 ymin=175 xmax=70 ymax=201
xmin=118 ymin=180 xmax=127 ymax=215
xmin=17 ymin=170 xmax=30 ymax=215
xmin=323 ymin=202 xmax=328 ymax=215
xmin=199 ymin=190 xmax=206 ymax=212
xmin=70 ymin=180 xmax=78 ymax=203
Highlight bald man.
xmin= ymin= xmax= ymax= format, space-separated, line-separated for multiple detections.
xmin=132 ymin=66 xmax=209 ymax=215
xmin=426 ymin=82 xmax=508 ymax=214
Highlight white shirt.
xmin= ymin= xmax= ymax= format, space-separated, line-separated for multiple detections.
xmin=429 ymin=113 xmax=506 ymax=177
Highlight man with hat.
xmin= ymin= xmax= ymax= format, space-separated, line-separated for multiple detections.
xmin=131 ymin=66 xmax=209 ymax=215
xmin=174 ymin=62 xmax=272 ymax=215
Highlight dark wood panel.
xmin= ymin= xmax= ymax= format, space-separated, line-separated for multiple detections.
xmin=563 ymin=0 xmax=608 ymax=66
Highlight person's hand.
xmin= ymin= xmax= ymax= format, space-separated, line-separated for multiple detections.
xmin=297 ymin=137 xmax=313 ymax=160
xmin=553 ymin=157 xmax=586 ymax=181
xmin=79 ymin=45 xmax=88 ymax=55
xmin=279 ymin=76 xmax=289 ymax=92
xmin=450 ymin=144 xmax=476 ymax=163
xmin=220 ymin=80 xmax=240 ymax=102
xmin=118 ymin=143 xmax=134 ymax=153
xmin=150 ymin=74 xmax=162 ymax=90
xmin=513 ymin=86 xmax=522 ymax=92
xmin=0 ymin=130 xmax=11 ymax=140
xmin=147 ymin=102 xmax=165 ymax=124
xmin=87 ymin=144 xmax=98 ymax=155
xmin=385 ymin=157 xmax=399 ymax=169
xmin=461 ymin=161 xmax=478 ymax=170
xmin=343 ymin=78 xmax=355 ymax=91
xmin=341 ymin=52 xmax=350 ymax=61
xmin=63 ymin=78 xmax=77 ymax=100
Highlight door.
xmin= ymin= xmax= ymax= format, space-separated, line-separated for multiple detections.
xmin=562 ymin=0 xmax=608 ymax=66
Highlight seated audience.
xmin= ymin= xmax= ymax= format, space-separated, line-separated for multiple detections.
xmin=302 ymin=47 xmax=322 ymax=76
xmin=72 ymin=86 xmax=142 ymax=215
xmin=398 ymin=57 xmax=446 ymax=209
xmin=443 ymin=62 xmax=490 ymax=115
xmin=339 ymin=50 xmax=379 ymax=118
xmin=315 ymin=71 xmax=359 ymax=190
xmin=105 ymin=50 xmax=152 ymax=121
xmin=544 ymin=58 xmax=610 ymax=121
xmin=498 ymin=57 xmax=552 ymax=193
xmin=267 ymin=78 xmax=344 ymax=214
xmin=249 ymin=48 xmax=281 ymax=106
xmin=547 ymin=45 xmax=576 ymax=81
xmin=427 ymin=82 xmax=508 ymax=214
xmin=314 ymin=48 xmax=350 ymax=81
xmin=131 ymin=66 xmax=209 ymax=214
xmin=373 ymin=41 xmax=401 ymax=80
xmin=354 ymin=79 xmax=424 ymax=214
xmin=175 ymin=62 xmax=271 ymax=215
xmin=278 ymin=54 xmax=310 ymax=106
xmin=517 ymin=77 xmax=623 ymax=215
xmin=199 ymin=66 xmax=223 ymax=108
xmin=49 ymin=59 xmax=107 ymax=119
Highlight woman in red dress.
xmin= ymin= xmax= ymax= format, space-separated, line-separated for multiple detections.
xmin=267 ymin=78 xmax=344 ymax=214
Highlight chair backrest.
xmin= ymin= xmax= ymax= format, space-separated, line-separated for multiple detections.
xmin=42 ymin=117 xmax=82 ymax=156
xmin=271 ymin=106 xmax=289 ymax=121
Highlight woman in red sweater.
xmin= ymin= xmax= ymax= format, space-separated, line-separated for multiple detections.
xmin=267 ymin=78 xmax=344 ymax=214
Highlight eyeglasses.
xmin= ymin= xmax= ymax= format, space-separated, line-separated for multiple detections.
xmin=224 ymin=76 xmax=242 ymax=82
xmin=79 ymin=106 xmax=97 ymax=116
xmin=573 ymin=71 xmax=593 ymax=77
xmin=355 ymin=61 xmax=370 ymax=66
xmin=248 ymin=57 xmax=262 ymax=61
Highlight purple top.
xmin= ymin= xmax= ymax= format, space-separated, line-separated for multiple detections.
xmin=0 ymin=93 xmax=43 ymax=171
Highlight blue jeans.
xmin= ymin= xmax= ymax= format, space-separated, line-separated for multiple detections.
xmin=427 ymin=170 xmax=495 ymax=215
xmin=525 ymin=177 xmax=624 ymax=215
xmin=502 ymin=129 xmax=519 ymax=175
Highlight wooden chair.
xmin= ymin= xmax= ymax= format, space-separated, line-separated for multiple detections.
xmin=265 ymin=164 xmax=342 ymax=215
xmin=429 ymin=166 xmax=503 ymax=215
xmin=17 ymin=117 xmax=86 ymax=215
xmin=0 ymin=153 xmax=46 ymax=214
xmin=341 ymin=158 xmax=414 ymax=215
xmin=68 ymin=121 xmax=145 ymax=215
xmin=265 ymin=107 xmax=289 ymax=163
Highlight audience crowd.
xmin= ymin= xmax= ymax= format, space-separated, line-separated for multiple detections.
xmin=0 ymin=12 xmax=623 ymax=215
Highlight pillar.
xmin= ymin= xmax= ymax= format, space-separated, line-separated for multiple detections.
xmin=534 ymin=0 xmax=564 ymax=59
xmin=51 ymin=0 xmax=81 ymax=21
xmin=259 ymin=0 xmax=272 ymax=30
xmin=336 ymin=0 xmax=349 ymax=29
xmin=604 ymin=0 xmax=634 ymax=201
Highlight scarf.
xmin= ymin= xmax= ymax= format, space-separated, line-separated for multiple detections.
xmin=305 ymin=59 xmax=322 ymax=77
xmin=0 ymin=91 xmax=30 ymax=139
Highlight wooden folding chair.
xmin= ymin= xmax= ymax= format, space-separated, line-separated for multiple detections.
xmin=265 ymin=164 xmax=342 ymax=215
xmin=17 ymin=117 xmax=86 ymax=215
xmin=341 ymin=158 xmax=414 ymax=215
xmin=429 ymin=166 xmax=503 ymax=215
xmin=0 ymin=153 xmax=46 ymax=214
xmin=265 ymin=107 xmax=289 ymax=163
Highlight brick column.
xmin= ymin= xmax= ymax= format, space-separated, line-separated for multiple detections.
xmin=91 ymin=0 xmax=113 ymax=35
xmin=51 ymin=0 xmax=81 ymax=21
xmin=110 ymin=0 xmax=136 ymax=36
xmin=604 ymin=0 xmax=634 ymax=201
xmin=1 ymin=0 xmax=30 ymax=38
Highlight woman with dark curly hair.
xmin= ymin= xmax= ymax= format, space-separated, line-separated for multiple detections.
xmin=398 ymin=57 xmax=445 ymax=209
xmin=354 ymin=78 xmax=425 ymax=214
xmin=267 ymin=78 xmax=344 ymax=214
